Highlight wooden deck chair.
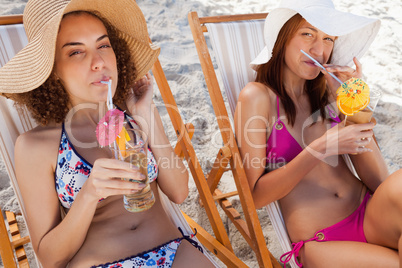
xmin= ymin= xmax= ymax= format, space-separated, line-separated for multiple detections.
xmin=0 ymin=14 xmax=222 ymax=268
xmin=151 ymin=38 xmax=258 ymax=268
xmin=188 ymin=11 xmax=298 ymax=268
xmin=0 ymin=14 xmax=37 ymax=268
xmin=188 ymin=11 xmax=285 ymax=268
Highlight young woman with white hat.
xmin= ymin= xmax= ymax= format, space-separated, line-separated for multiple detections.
xmin=0 ymin=0 xmax=214 ymax=267
xmin=235 ymin=0 xmax=401 ymax=266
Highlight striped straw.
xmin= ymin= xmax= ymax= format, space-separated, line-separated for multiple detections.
xmin=300 ymin=50 xmax=343 ymax=85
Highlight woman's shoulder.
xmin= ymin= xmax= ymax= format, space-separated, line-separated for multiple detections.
xmin=239 ymin=82 xmax=276 ymax=101
xmin=15 ymin=123 xmax=62 ymax=163
xmin=238 ymin=82 xmax=277 ymax=112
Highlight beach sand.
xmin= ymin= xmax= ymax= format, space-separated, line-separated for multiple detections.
xmin=0 ymin=0 xmax=401 ymax=267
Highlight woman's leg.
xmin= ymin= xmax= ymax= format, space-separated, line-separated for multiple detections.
xmin=301 ymin=240 xmax=399 ymax=268
xmin=364 ymin=170 xmax=402 ymax=255
xmin=172 ymin=239 xmax=215 ymax=268
xmin=300 ymin=170 xmax=402 ymax=268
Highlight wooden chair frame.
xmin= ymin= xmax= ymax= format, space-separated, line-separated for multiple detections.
xmin=0 ymin=210 xmax=30 ymax=268
xmin=187 ymin=11 xmax=281 ymax=268
xmin=152 ymin=45 xmax=249 ymax=268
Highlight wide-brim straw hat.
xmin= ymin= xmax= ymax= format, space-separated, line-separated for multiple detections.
xmin=0 ymin=0 xmax=160 ymax=94
xmin=250 ymin=0 xmax=380 ymax=70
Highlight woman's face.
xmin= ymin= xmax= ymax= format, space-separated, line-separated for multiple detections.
xmin=54 ymin=13 xmax=118 ymax=107
xmin=284 ymin=20 xmax=335 ymax=81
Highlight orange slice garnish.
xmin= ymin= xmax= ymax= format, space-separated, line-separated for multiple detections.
xmin=336 ymin=77 xmax=370 ymax=116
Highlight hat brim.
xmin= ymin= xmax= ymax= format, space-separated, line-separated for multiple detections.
xmin=0 ymin=0 xmax=160 ymax=94
xmin=0 ymin=13 xmax=60 ymax=94
xmin=251 ymin=5 xmax=380 ymax=70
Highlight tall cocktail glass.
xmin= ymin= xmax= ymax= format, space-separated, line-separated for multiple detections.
xmin=110 ymin=128 xmax=155 ymax=212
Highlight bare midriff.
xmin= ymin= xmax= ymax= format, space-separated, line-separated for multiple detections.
xmin=280 ymin=155 xmax=367 ymax=243
xmin=67 ymin=183 xmax=181 ymax=267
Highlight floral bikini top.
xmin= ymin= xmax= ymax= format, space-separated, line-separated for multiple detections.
xmin=55 ymin=114 xmax=158 ymax=209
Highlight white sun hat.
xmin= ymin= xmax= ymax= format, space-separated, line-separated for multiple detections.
xmin=250 ymin=0 xmax=381 ymax=70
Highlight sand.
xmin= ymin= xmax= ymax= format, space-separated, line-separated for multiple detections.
xmin=0 ymin=0 xmax=401 ymax=267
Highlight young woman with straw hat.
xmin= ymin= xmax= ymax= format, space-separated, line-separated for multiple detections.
xmin=0 ymin=0 xmax=214 ymax=267
xmin=235 ymin=0 xmax=401 ymax=267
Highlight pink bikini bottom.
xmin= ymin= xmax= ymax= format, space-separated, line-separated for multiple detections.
xmin=280 ymin=191 xmax=371 ymax=267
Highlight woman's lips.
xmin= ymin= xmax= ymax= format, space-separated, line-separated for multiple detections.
xmin=92 ymin=81 xmax=106 ymax=86
xmin=93 ymin=77 xmax=111 ymax=86
xmin=305 ymin=60 xmax=318 ymax=67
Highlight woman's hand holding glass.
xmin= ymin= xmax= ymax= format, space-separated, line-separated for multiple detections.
xmin=309 ymin=122 xmax=374 ymax=160
xmin=83 ymin=158 xmax=146 ymax=201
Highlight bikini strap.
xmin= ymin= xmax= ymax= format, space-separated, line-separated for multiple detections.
xmin=326 ymin=105 xmax=341 ymax=128
xmin=178 ymin=227 xmax=203 ymax=253
xmin=326 ymin=105 xmax=338 ymax=120
xmin=280 ymin=236 xmax=319 ymax=267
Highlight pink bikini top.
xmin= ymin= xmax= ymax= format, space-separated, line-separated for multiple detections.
xmin=266 ymin=97 xmax=340 ymax=165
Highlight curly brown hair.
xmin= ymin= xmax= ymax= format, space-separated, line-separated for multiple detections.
xmin=7 ymin=11 xmax=136 ymax=126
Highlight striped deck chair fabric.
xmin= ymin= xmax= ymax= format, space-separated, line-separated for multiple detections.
xmin=206 ymin=20 xmax=265 ymax=116
xmin=206 ymin=20 xmax=299 ymax=268
xmin=0 ymin=21 xmax=40 ymax=268
xmin=0 ymin=22 xmax=36 ymax=214
xmin=0 ymin=18 xmax=220 ymax=268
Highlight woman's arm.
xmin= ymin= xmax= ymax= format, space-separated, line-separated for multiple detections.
xmin=15 ymin=129 xmax=96 ymax=267
xmin=348 ymin=127 xmax=388 ymax=191
xmin=323 ymin=58 xmax=388 ymax=191
xmin=15 ymin=128 xmax=145 ymax=267
xmin=234 ymin=82 xmax=374 ymax=209
xmin=234 ymin=83 xmax=323 ymax=208
xmin=126 ymin=73 xmax=189 ymax=204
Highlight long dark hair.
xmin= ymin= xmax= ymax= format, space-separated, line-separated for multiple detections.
xmin=255 ymin=14 xmax=331 ymax=126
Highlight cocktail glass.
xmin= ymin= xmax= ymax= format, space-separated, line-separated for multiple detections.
xmin=110 ymin=128 xmax=155 ymax=212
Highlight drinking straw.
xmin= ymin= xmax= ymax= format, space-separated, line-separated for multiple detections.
xmin=101 ymin=79 xmax=113 ymax=110
xmin=100 ymin=80 xmax=134 ymax=155
xmin=300 ymin=50 xmax=343 ymax=85
xmin=300 ymin=50 xmax=353 ymax=124
xmin=100 ymin=79 xmax=120 ymax=155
